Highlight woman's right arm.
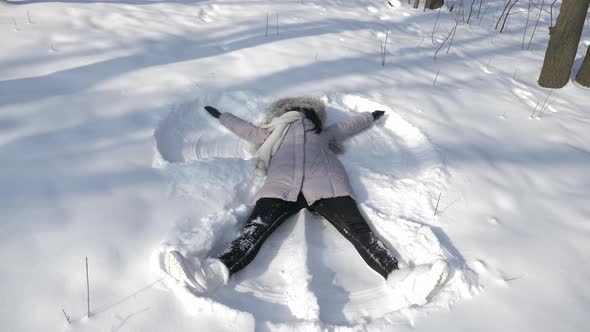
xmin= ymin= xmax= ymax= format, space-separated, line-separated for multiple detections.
xmin=204 ymin=106 xmax=270 ymax=144
xmin=324 ymin=112 xmax=374 ymax=141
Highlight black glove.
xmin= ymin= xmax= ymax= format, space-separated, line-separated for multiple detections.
xmin=372 ymin=110 xmax=385 ymax=121
xmin=204 ymin=106 xmax=221 ymax=119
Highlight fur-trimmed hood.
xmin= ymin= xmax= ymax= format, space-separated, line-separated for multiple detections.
xmin=262 ymin=96 xmax=326 ymax=125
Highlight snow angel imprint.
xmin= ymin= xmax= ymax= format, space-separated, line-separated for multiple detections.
xmin=164 ymin=97 xmax=450 ymax=305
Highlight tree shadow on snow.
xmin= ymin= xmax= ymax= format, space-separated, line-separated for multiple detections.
xmin=0 ymin=16 xmax=384 ymax=108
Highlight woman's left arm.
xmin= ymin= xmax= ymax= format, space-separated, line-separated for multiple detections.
xmin=325 ymin=111 xmax=384 ymax=141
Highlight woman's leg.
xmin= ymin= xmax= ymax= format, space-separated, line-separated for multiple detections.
xmin=218 ymin=194 xmax=307 ymax=275
xmin=310 ymin=196 xmax=399 ymax=279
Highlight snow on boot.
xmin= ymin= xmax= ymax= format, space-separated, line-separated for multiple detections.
xmin=387 ymin=259 xmax=450 ymax=305
xmin=164 ymin=250 xmax=208 ymax=293
xmin=202 ymin=258 xmax=230 ymax=294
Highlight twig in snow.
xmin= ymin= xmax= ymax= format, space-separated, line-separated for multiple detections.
xmin=433 ymin=70 xmax=440 ymax=87
xmin=62 ymin=309 xmax=71 ymax=325
xmin=434 ymin=193 xmax=442 ymax=216
xmin=478 ymin=2 xmax=492 ymax=25
xmin=461 ymin=0 xmax=467 ymax=22
xmin=467 ymin=0 xmax=476 ymax=23
xmin=27 ymin=10 xmax=34 ymax=24
xmin=521 ymin=0 xmax=532 ymax=50
xmin=495 ymin=0 xmax=510 ymax=29
xmin=265 ymin=12 xmax=269 ymax=37
xmin=504 ymin=11 xmax=518 ymax=32
xmin=539 ymin=99 xmax=555 ymax=118
xmin=456 ymin=0 xmax=465 ymax=23
xmin=431 ymin=6 xmax=442 ymax=45
xmin=513 ymin=69 xmax=518 ymax=80
xmin=504 ymin=275 xmax=525 ymax=282
xmin=12 ymin=17 xmax=19 ymax=31
xmin=417 ymin=36 xmax=425 ymax=48
xmin=488 ymin=7 xmax=500 ymax=28
xmin=276 ymin=13 xmax=279 ymax=35
xmin=496 ymin=0 xmax=513 ymax=30
xmin=86 ymin=257 xmax=91 ymax=318
xmin=446 ymin=21 xmax=458 ymax=54
xmin=527 ymin=0 xmax=545 ymax=50
xmin=380 ymin=30 xmax=389 ymax=67
xmin=476 ymin=0 xmax=484 ymax=19
xmin=449 ymin=1 xmax=456 ymax=12
xmin=434 ymin=24 xmax=456 ymax=60
xmin=531 ymin=89 xmax=553 ymax=118
xmin=500 ymin=0 xmax=520 ymax=33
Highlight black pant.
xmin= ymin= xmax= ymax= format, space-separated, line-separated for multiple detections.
xmin=217 ymin=193 xmax=399 ymax=279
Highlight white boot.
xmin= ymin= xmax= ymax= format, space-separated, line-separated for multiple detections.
xmin=387 ymin=259 xmax=450 ymax=305
xmin=164 ymin=250 xmax=208 ymax=293
xmin=202 ymin=258 xmax=230 ymax=294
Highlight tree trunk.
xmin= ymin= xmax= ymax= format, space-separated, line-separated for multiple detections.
xmin=425 ymin=0 xmax=444 ymax=9
xmin=575 ymin=45 xmax=590 ymax=87
xmin=413 ymin=0 xmax=420 ymax=9
xmin=538 ymin=0 xmax=590 ymax=88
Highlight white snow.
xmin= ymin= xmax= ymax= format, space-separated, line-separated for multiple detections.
xmin=1 ymin=1 xmax=589 ymax=331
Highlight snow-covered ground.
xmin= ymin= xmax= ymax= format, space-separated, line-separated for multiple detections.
xmin=1 ymin=1 xmax=589 ymax=331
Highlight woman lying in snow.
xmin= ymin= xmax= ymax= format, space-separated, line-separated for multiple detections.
xmin=164 ymin=97 xmax=449 ymax=304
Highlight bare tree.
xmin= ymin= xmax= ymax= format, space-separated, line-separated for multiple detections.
xmin=538 ymin=0 xmax=590 ymax=88
xmin=575 ymin=45 xmax=590 ymax=87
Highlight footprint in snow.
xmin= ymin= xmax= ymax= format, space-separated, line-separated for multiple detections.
xmin=198 ymin=8 xmax=214 ymax=23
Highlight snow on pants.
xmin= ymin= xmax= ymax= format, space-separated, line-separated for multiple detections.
xmin=217 ymin=193 xmax=399 ymax=279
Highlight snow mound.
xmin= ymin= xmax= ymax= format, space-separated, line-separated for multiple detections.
xmin=152 ymin=91 xmax=480 ymax=328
